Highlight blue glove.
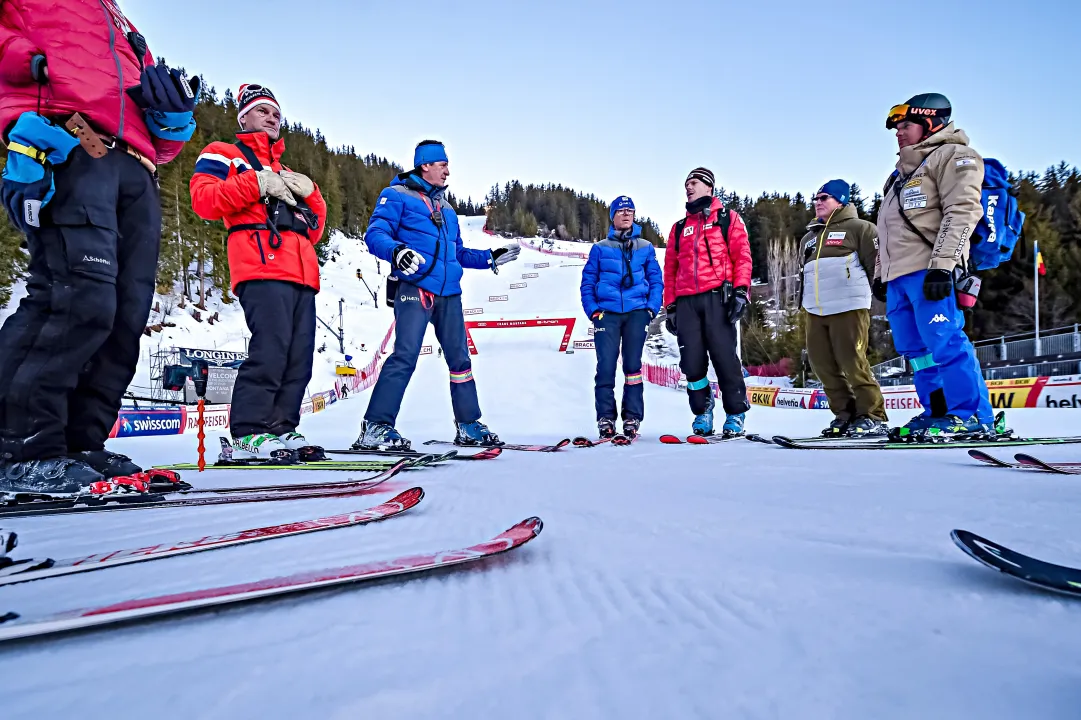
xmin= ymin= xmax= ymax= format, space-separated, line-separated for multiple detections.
xmin=138 ymin=63 xmax=200 ymax=141
xmin=1 ymin=112 xmax=79 ymax=233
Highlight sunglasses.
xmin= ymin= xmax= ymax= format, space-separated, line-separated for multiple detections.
xmin=812 ymin=195 xmax=832 ymax=203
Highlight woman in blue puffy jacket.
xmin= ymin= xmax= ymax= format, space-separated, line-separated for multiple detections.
xmin=580 ymin=196 xmax=664 ymax=439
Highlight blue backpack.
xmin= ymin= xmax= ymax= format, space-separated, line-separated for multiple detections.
xmin=969 ymin=159 xmax=1025 ymax=271
xmin=889 ymin=156 xmax=1025 ymax=272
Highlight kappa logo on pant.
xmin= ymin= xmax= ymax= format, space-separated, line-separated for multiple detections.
xmin=929 ymin=313 xmax=949 ymax=324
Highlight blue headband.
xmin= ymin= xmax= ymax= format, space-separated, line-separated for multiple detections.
xmin=414 ymin=143 xmax=448 ymax=168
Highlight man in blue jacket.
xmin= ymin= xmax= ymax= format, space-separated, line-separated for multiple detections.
xmin=354 ymin=140 xmax=520 ymax=449
xmin=580 ymin=196 xmax=663 ymax=439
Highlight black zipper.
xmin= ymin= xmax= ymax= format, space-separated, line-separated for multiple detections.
xmin=254 ymin=232 xmax=266 ymax=264
xmin=99 ymin=1 xmax=125 ymax=138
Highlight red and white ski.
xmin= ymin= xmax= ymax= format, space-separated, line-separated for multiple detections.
xmin=572 ymin=436 xmax=612 ymax=448
xmin=0 ymin=516 xmax=543 ymax=643
xmin=0 ymin=460 xmax=410 ymax=519
xmin=660 ymin=434 xmax=744 ymax=445
xmin=0 ymin=488 xmax=424 ymax=587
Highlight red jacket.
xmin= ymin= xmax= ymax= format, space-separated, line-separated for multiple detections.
xmin=663 ymin=198 xmax=752 ymax=307
xmin=0 ymin=0 xmax=183 ymax=165
xmin=190 ymin=132 xmax=327 ymax=292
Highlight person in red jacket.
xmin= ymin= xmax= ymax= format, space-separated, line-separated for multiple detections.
xmin=663 ymin=167 xmax=752 ymax=437
xmin=190 ymin=84 xmax=328 ymax=462
xmin=0 ymin=0 xmax=198 ymax=498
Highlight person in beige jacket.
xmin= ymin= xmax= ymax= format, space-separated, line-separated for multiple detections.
xmin=799 ymin=179 xmax=887 ymax=436
xmin=875 ymin=93 xmax=994 ymax=441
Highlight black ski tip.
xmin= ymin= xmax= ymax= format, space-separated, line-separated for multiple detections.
xmin=0 ymin=612 xmax=19 ymax=624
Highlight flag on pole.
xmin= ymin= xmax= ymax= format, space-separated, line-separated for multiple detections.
xmin=1037 ymin=250 xmax=1046 ymax=276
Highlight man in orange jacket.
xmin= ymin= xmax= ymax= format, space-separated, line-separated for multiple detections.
xmin=190 ymin=84 xmax=328 ymax=462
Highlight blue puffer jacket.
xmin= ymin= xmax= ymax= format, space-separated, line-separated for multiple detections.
xmin=580 ymin=224 xmax=664 ymax=317
xmin=364 ymin=172 xmax=493 ymax=296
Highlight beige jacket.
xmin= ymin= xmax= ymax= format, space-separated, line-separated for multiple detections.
xmin=875 ymin=123 xmax=984 ymax=282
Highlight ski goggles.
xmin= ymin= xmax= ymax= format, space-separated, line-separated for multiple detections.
xmin=886 ymin=103 xmax=947 ymax=130
xmin=885 ymin=104 xmax=911 ymax=129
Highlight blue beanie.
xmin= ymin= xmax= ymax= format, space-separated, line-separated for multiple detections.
xmin=610 ymin=195 xmax=635 ymax=220
xmin=816 ymin=179 xmax=851 ymax=205
xmin=414 ymin=141 xmax=448 ymax=168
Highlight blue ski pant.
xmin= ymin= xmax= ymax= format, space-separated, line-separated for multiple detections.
xmin=593 ymin=309 xmax=650 ymax=422
xmin=364 ymin=289 xmax=481 ymax=426
xmin=886 ymin=270 xmax=992 ymax=423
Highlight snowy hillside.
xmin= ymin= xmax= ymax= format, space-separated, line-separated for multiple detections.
xmin=2 ymin=218 xmax=1081 ymax=719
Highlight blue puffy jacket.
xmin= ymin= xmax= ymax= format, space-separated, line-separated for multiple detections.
xmin=364 ymin=172 xmax=492 ymax=296
xmin=580 ymin=224 xmax=664 ymax=317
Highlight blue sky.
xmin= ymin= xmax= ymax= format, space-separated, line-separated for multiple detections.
xmin=129 ymin=0 xmax=1079 ymax=231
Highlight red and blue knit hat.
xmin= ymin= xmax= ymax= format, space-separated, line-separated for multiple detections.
xmin=237 ymin=84 xmax=280 ymax=127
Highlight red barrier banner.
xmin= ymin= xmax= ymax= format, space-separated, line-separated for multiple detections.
xmin=464 ymin=318 xmax=576 ymax=355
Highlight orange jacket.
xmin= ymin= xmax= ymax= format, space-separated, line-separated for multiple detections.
xmin=190 ymin=131 xmax=327 ymax=291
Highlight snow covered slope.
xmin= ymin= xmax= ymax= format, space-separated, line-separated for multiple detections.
xmin=3 ymin=218 xmax=1081 ymax=720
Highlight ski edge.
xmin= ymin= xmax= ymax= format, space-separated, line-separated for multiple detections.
xmin=950 ymin=529 xmax=1081 ymax=597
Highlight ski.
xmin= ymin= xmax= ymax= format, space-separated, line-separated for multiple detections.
xmin=0 ymin=516 xmax=543 ymax=643
xmin=0 ymin=488 xmax=424 ymax=587
xmin=745 ymin=433 xmax=883 ymax=446
xmin=951 ymin=529 xmax=1081 ymax=597
xmin=611 ymin=434 xmax=637 ymax=447
xmin=0 ymin=460 xmax=410 ymax=519
xmin=660 ymin=434 xmax=744 ymax=445
xmin=1014 ymin=453 xmax=1081 ymax=475
xmin=155 ymin=451 xmax=454 ymax=473
xmin=328 ymin=447 xmax=502 ymax=461
xmin=967 ymin=449 xmax=1023 ymax=468
xmin=769 ymin=435 xmax=1081 ymax=451
xmin=572 ymin=436 xmax=612 ymax=448
xmin=423 ymin=439 xmax=570 ymax=453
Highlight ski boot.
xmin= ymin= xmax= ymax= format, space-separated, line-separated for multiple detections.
xmin=278 ymin=431 xmax=326 ymax=461
xmin=888 ymin=413 xmax=937 ymax=443
xmin=722 ymin=412 xmax=746 ymax=438
xmin=222 ymin=434 xmax=298 ymax=465
xmin=352 ymin=421 xmax=411 ymax=452
xmin=822 ymin=418 xmax=849 ymax=437
xmin=622 ymin=418 xmax=641 ymax=439
xmin=0 ymin=457 xmax=105 ymax=502
xmin=692 ymin=396 xmax=716 ymax=436
xmin=597 ymin=418 xmax=617 ymax=440
xmin=454 ymin=420 xmax=503 ymax=447
xmin=0 ymin=528 xmax=16 ymax=558
xmin=847 ymin=416 xmax=889 ymax=437
xmin=924 ymin=415 xmax=992 ymax=442
xmin=72 ymin=449 xmax=142 ymax=478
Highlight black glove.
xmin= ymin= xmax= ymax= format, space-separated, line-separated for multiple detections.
xmin=727 ymin=286 xmax=749 ymax=324
xmin=922 ymin=269 xmax=954 ymax=302
xmin=393 ymin=246 xmax=425 ymax=276
xmin=129 ymin=63 xmax=198 ymax=113
xmin=664 ymin=303 xmax=677 ymax=335
xmin=872 ymin=278 xmax=888 ymax=303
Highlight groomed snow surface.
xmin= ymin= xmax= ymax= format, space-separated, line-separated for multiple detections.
xmin=3 ymin=218 xmax=1081 ymax=719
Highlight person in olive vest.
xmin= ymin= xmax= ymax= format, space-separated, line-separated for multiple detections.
xmin=799 ymin=180 xmax=887 ymax=436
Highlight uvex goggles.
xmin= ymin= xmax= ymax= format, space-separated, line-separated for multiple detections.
xmin=886 ymin=103 xmax=947 ymax=130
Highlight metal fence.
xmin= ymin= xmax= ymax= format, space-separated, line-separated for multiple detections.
xmin=973 ymin=326 xmax=1081 ymax=363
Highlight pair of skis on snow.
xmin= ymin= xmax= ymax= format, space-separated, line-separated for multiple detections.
xmin=0 ymin=491 xmax=542 ymax=642
xmin=968 ymin=449 xmax=1081 ymax=474
xmin=747 ymin=433 xmax=1081 ymax=451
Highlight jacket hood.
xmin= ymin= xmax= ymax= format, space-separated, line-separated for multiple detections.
xmin=807 ymin=202 xmax=858 ymax=230
xmin=607 ymin=223 xmax=643 ymax=241
xmin=897 ymin=122 xmax=970 ymax=174
xmin=236 ymin=131 xmax=285 ymax=166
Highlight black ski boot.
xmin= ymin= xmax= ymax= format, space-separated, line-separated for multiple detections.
xmin=822 ymin=417 xmax=849 ymax=437
xmin=0 ymin=458 xmax=105 ymax=500
xmin=598 ymin=418 xmax=616 ymax=440
xmin=847 ymin=416 xmax=889 ymax=437
xmin=72 ymin=450 xmax=142 ymax=478
xmin=621 ymin=418 xmax=640 ymax=439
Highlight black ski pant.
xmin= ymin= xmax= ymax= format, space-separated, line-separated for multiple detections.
xmin=0 ymin=148 xmax=160 ymax=461
xmin=675 ymin=290 xmax=750 ymax=416
xmin=593 ymin=309 xmax=650 ymax=422
xmin=230 ymin=280 xmax=316 ymax=438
